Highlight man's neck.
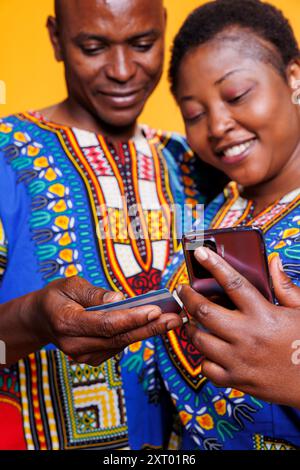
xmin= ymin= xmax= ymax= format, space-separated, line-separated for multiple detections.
xmin=39 ymin=99 xmax=138 ymax=142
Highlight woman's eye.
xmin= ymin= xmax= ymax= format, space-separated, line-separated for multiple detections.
xmin=227 ymin=89 xmax=251 ymax=104
xmin=184 ymin=113 xmax=205 ymax=125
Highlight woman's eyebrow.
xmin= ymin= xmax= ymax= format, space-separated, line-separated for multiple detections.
xmin=215 ymin=68 xmax=248 ymax=85
xmin=179 ymin=68 xmax=252 ymax=102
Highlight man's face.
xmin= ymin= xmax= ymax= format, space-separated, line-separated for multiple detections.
xmin=50 ymin=0 xmax=166 ymax=130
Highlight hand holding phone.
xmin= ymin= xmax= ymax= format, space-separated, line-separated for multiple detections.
xmin=183 ymin=227 xmax=274 ymax=308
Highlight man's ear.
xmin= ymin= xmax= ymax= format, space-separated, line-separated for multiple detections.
xmin=47 ymin=15 xmax=63 ymax=62
xmin=163 ymin=8 xmax=168 ymax=33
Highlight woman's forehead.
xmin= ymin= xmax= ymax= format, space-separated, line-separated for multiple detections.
xmin=178 ymin=30 xmax=285 ymax=87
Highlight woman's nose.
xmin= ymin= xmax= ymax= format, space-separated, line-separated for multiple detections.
xmin=207 ymin=104 xmax=235 ymax=140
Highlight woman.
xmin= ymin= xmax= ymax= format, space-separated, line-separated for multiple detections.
xmin=125 ymin=0 xmax=300 ymax=450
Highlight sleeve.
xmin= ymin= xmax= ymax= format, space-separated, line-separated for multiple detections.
xmin=0 ymin=217 xmax=7 ymax=284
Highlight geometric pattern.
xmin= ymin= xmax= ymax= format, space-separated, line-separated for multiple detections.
xmin=0 ymin=111 xmax=202 ymax=449
xmin=253 ymin=434 xmax=298 ymax=450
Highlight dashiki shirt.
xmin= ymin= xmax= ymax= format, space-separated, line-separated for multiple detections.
xmin=123 ymin=181 xmax=300 ymax=450
xmin=0 ymin=111 xmax=203 ymax=450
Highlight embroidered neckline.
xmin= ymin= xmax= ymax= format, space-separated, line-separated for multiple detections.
xmin=223 ymin=181 xmax=300 ymax=223
xmin=22 ymin=110 xmax=159 ymax=145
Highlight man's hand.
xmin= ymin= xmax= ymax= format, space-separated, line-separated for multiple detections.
xmin=1 ymin=277 xmax=182 ymax=367
xmin=177 ymin=247 xmax=300 ymax=409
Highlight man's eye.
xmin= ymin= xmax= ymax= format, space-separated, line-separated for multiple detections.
xmin=132 ymin=43 xmax=154 ymax=52
xmin=80 ymin=45 xmax=106 ymax=55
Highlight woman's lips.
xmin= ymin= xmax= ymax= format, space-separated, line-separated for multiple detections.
xmin=217 ymin=138 xmax=257 ymax=165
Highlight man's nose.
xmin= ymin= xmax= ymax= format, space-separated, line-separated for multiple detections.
xmin=207 ymin=104 xmax=235 ymax=140
xmin=104 ymin=47 xmax=137 ymax=83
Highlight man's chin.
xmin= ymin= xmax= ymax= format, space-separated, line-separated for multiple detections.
xmin=95 ymin=107 xmax=144 ymax=132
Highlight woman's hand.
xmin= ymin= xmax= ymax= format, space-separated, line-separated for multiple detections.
xmin=1 ymin=277 xmax=182 ymax=367
xmin=177 ymin=247 xmax=300 ymax=409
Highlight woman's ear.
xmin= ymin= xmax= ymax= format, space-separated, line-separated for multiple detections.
xmin=286 ymin=58 xmax=300 ymax=102
xmin=47 ymin=15 xmax=63 ymax=62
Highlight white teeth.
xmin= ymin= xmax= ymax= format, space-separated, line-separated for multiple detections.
xmin=223 ymin=140 xmax=254 ymax=158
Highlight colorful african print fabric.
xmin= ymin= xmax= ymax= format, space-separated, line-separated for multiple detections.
xmin=123 ymin=181 xmax=300 ymax=450
xmin=0 ymin=219 xmax=7 ymax=282
xmin=0 ymin=112 xmax=202 ymax=450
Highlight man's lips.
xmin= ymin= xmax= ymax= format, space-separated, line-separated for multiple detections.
xmin=98 ymin=89 xmax=144 ymax=108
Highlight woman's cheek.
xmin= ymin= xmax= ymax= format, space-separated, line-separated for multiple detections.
xmin=186 ymin=127 xmax=206 ymax=157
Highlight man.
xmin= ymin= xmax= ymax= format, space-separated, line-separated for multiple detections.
xmin=0 ymin=0 xmax=207 ymax=450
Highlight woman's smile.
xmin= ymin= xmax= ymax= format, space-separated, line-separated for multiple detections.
xmin=214 ymin=137 xmax=257 ymax=165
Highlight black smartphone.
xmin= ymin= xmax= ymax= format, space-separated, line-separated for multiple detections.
xmin=183 ymin=227 xmax=274 ymax=308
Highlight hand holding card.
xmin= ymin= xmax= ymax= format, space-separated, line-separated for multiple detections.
xmin=86 ymin=288 xmax=185 ymax=315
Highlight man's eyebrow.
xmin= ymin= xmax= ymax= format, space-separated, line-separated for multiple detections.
xmin=73 ymin=29 xmax=160 ymax=43
xmin=215 ymin=68 xmax=247 ymax=85
xmin=129 ymin=29 xmax=161 ymax=40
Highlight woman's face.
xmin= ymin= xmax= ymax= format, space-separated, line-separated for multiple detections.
xmin=176 ymin=36 xmax=300 ymax=188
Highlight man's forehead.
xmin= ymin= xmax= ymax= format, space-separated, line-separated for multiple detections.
xmin=55 ymin=0 xmax=164 ymax=23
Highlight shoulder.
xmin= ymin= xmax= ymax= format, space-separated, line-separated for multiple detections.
xmin=0 ymin=114 xmax=21 ymax=142
xmin=141 ymin=126 xmax=192 ymax=161
xmin=0 ymin=112 xmax=35 ymax=148
xmin=0 ymin=111 xmax=51 ymax=141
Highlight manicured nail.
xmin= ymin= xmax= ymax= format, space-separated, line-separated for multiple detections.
xmin=167 ymin=319 xmax=180 ymax=331
xmin=182 ymin=316 xmax=189 ymax=325
xmin=195 ymin=247 xmax=209 ymax=261
xmin=103 ymin=291 xmax=123 ymax=303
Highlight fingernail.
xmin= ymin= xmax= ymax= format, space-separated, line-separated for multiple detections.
xmin=147 ymin=309 xmax=162 ymax=321
xmin=182 ymin=316 xmax=189 ymax=325
xmin=103 ymin=291 xmax=123 ymax=303
xmin=136 ymin=305 xmax=161 ymax=315
xmin=195 ymin=247 xmax=209 ymax=261
xmin=167 ymin=319 xmax=180 ymax=331
xmin=176 ymin=285 xmax=183 ymax=295
xmin=276 ymin=255 xmax=284 ymax=272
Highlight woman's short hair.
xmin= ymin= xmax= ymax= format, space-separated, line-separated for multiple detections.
xmin=169 ymin=0 xmax=300 ymax=95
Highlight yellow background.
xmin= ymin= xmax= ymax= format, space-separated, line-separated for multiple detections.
xmin=1 ymin=0 xmax=300 ymax=133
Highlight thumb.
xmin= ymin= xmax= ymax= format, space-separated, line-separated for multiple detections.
xmin=58 ymin=277 xmax=123 ymax=308
xmin=269 ymin=254 xmax=300 ymax=308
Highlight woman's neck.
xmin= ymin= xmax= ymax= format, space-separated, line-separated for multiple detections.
xmin=242 ymin=140 xmax=300 ymax=215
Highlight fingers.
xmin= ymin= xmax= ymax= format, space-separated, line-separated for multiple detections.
xmin=108 ymin=313 xmax=182 ymax=346
xmin=77 ymin=351 xmax=122 ymax=367
xmin=201 ymin=359 xmax=231 ymax=387
xmin=58 ymin=276 xmax=123 ymax=308
xmin=185 ymin=322 xmax=232 ymax=366
xmin=177 ymin=284 xmax=240 ymax=342
xmin=193 ymin=247 xmax=268 ymax=312
xmin=270 ymin=255 xmax=300 ymax=308
xmin=59 ymin=302 xmax=182 ymax=339
xmin=57 ymin=313 xmax=183 ymax=357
